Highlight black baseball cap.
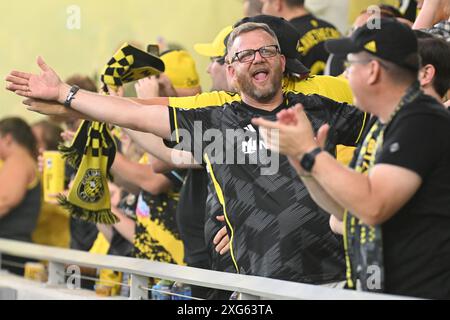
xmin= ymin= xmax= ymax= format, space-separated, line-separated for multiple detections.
xmin=228 ymin=15 xmax=310 ymax=77
xmin=325 ymin=18 xmax=419 ymax=72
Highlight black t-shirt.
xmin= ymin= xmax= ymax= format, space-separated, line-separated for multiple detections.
xmin=204 ymin=174 xmax=236 ymax=275
xmin=290 ymin=14 xmax=341 ymax=75
xmin=167 ymin=92 xmax=366 ymax=284
xmin=378 ymin=95 xmax=450 ymax=299
xmin=176 ymin=169 xmax=210 ymax=266
xmin=350 ymin=94 xmax=450 ymax=299
xmin=69 ymin=218 xmax=98 ymax=251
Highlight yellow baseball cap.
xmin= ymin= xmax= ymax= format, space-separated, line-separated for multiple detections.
xmin=194 ymin=25 xmax=233 ymax=57
xmin=160 ymin=50 xmax=200 ymax=89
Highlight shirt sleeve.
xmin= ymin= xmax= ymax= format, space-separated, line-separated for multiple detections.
xmin=168 ymin=91 xmax=240 ymax=109
xmin=324 ymin=98 xmax=367 ymax=147
xmin=376 ymin=113 xmax=450 ymax=178
xmin=293 ymin=93 xmax=367 ymax=147
xmin=164 ymin=169 xmax=186 ymax=190
xmin=167 ymin=105 xmax=217 ymax=164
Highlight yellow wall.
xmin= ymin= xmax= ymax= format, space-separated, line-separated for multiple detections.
xmin=348 ymin=0 xmax=401 ymax=24
xmin=0 ymin=0 xmax=243 ymax=121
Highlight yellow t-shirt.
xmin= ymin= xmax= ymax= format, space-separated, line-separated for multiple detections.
xmin=32 ymin=202 xmax=70 ymax=248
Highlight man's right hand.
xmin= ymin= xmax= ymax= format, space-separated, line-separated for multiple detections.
xmin=6 ymin=56 xmax=65 ymax=102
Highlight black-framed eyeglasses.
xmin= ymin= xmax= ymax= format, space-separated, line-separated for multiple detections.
xmin=230 ymin=45 xmax=280 ymax=63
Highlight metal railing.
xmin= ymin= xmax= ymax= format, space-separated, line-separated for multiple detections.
xmin=0 ymin=238 xmax=414 ymax=300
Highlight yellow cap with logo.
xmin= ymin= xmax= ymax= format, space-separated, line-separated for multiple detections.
xmin=194 ymin=25 xmax=233 ymax=57
xmin=160 ymin=50 xmax=200 ymax=89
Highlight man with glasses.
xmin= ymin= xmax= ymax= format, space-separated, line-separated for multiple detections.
xmin=7 ymin=22 xmax=366 ymax=285
xmin=254 ymin=19 xmax=450 ymax=298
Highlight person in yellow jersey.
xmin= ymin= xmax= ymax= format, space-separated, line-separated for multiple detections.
xmin=31 ymin=119 xmax=70 ymax=249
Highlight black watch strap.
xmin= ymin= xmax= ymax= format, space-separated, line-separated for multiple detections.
xmin=64 ymin=85 xmax=80 ymax=108
xmin=300 ymin=147 xmax=322 ymax=172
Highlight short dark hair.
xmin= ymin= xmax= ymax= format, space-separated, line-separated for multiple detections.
xmin=0 ymin=117 xmax=37 ymax=158
xmin=226 ymin=22 xmax=279 ymax=60
xmin=285 ymin=0 xmax=305 ymax=7
xmin=360 ymin=51 xmax=420 ymax=85
xmin=417 ymin=37 xmax=450 ymax=98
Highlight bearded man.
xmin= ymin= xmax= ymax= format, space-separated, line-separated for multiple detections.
xmin=7 ymin=22 xmax=366 ymax=285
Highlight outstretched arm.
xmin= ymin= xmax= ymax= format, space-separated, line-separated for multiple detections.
xmin=6 ymin=57 xmax=171 ymax=138
xmin=123 ymin=128 xmax=201 ymax=169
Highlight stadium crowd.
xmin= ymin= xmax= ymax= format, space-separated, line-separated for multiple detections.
xmin=2 ymin=0 xmax=450 ymax=299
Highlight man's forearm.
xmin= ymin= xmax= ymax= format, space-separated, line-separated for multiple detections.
xmin=111 ymin=152 xmax=153 ymax=192
xmin=130 ymin=97 xmax=170 ymax=105
xmin=123 ymin=128 xmax=201 ymax=169
xmin=301 ymin=176 xmax=345 ymax=220
xmin=311 ymin=152 xmax=377 ymax=222
xmin=413 ymin=0 xmax=444 ymax=29
xmin=110 ymin=209 xmax=136 ymax=244
xmin=58 ymin=84 xmax=171 ymax=138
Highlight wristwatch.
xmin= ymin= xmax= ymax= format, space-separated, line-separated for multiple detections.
xmin=64 ymin=85 xmax=80 ymax=108
xmin=300 ymin=147 xmax=322 ymax=172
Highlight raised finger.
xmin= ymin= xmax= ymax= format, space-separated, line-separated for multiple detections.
xmin=37 ymin=56 xmax=50 ymax=72
xmin=15 ymin=90 xmax=32 ymax=97
xmin=9 ymin=71 xmax=31 ymax=80
xmin=5 ymin=74 xmax=29 ymax=85
xmin=6 ymin=83 xmax=28 ymax=92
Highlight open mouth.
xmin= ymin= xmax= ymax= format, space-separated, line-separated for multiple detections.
xmin=252 ymin=68 xmax=269 ymax=82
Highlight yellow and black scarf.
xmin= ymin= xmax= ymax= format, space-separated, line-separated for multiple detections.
xmin=58 ymin=43 xmax=165 ymax=224
xmin=58 ymin=121 xmax=118 ymax=224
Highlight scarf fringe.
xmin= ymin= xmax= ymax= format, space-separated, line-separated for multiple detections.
xmin=58 ymin=194 xmax=120 ymax=225
xmin=58 ymin=143 xmax=81 ymax=169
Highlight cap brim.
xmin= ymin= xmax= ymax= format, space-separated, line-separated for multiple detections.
xmin=285 ymin=58 xmax=310 ymax=76
xmin=325 ymin=38 xmax=360 ymax=56
xmin=194 ymin=43 xmax=224 ymax=57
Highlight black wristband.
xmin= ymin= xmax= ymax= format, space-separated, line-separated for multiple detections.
xmin=64 ymin=85 xmax=80 ymax=108
xmin=300 ymin=147 xmax=322 ymax=172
